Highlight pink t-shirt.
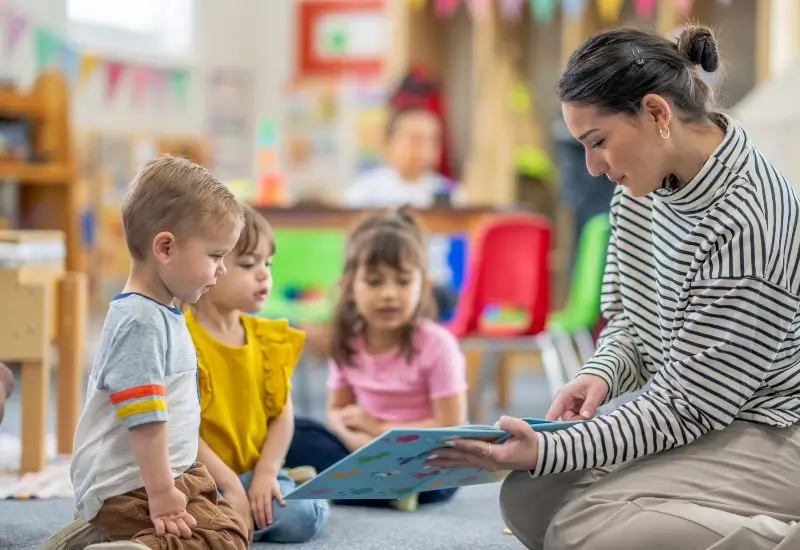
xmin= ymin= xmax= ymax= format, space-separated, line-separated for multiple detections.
xmin=327 ymin=320 xmax=467 ymax=422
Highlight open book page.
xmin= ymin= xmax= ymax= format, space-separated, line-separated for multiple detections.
xmin=284 ymin=419 xmax=581 ymax=501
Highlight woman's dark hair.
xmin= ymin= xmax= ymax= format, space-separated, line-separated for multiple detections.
xmin=331 ymin=206 xmax=436 ymax=367
xmin=558 ymin=24 xmax=721 ymax=124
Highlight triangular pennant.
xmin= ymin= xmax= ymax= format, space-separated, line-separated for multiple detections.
xmin=530 ymin=0 xmax=558 ymax=23
xmin=466 ymin=0 xmax=490 ymax=19
xmin=149 ymin=70 xmax=169 ymax=107
xmin=498 ymin=0 xmax=525 ymax=21
xmin=57 ymin=42 xmax=80 ymax=85
xmin=633 ymin=0 xmax=656 ymax=17
xmin=168 ymin=68 xmax=189 ymax=108
xmin=78 ymin=52 xmax=100 ymax=87
xmin=562 ymin=0 xmax=587 ymax=19
xmin=130 ymin=67 xmax=152 ymax=106
xmin=104 ymin=61 xmax=126 ymax=101
xmin=596 ymin=0 xmax=625 ymax=23
xmin=408 ymin=0 xmax=427 ymax=10
xmin=434 ymin=0 xmax=460 ymax=17
xmin=4 ymin=10 xmax=27 ymax=56
xmin=34 ymin=28 xmax=59 ymax=71
xmin=673 ymin=0 xmax=694 ymax=15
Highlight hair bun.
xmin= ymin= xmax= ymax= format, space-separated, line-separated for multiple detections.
xmin=677 ymin=24 xmax=719 ymax=73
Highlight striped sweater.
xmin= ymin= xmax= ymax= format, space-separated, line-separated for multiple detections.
xmin=533 ymin=117 xmax=800 ymax=476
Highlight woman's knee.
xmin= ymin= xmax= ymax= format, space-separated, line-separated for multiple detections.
xmin=499 ymin=471 xmax=569 ymax=548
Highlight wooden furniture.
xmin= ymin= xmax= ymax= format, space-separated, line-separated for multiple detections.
xmin=0 ymin=231 xmax=87 ymax=473
xmin=0 ymin=72 xmax=89 ymax=473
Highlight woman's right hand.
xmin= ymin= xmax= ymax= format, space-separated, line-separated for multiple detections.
xmin=546 ymin=374 xmax=610 ymax=421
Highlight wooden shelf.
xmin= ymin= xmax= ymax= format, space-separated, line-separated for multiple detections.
xmin=0 ymin=162 xmax=71 ymax=185
xmin=0 ymin=88 xmax=44 ymax=119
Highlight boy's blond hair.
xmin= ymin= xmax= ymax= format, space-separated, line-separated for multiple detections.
xmin=122 ymin=155 xmax=243 ymax=260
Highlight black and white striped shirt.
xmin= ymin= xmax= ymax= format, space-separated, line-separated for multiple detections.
xmin=533 ymin=117 xmax=800 ymax=477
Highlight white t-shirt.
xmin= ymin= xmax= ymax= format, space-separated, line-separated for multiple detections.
xmin=344 ymin=166 xmax=449 ymax=209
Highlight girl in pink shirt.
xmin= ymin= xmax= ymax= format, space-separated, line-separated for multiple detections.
xmin=283 ymin=207 xmax=467 ymax=511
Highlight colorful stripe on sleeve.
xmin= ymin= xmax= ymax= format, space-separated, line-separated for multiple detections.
xmin=109 ymin=384 xmax=167 ymax=422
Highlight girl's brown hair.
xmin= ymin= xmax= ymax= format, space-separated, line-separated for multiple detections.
xmin=237 ymin=202 xmax=275 ymax=257
xmin=331 ymin=206 xmax=436 ymax=367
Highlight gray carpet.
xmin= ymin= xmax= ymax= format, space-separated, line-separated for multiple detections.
xmin=0 ymin=359 xmax=550 ymax=549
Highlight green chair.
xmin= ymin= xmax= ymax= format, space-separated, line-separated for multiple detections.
xmin=259 ymin=228 xmax=346 ymax=324
xmin=547 ymin=213 xmax=611 ymax=376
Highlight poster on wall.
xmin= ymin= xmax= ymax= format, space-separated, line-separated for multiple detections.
xmin=205 ymin=68 xmax=255 ymax=196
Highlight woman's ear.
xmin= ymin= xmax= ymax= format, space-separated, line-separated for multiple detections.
xmin=640 ymin=93 xmax=672 ymax=129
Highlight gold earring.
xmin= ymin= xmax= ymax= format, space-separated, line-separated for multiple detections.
xmin=659 ymin=126 xmax=670 ymax=140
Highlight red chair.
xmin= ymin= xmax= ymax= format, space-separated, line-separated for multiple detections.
xmin=448 ymin=214 xmax=567 ymax=419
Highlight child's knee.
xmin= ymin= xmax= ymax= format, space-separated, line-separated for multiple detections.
xmin=269 ymin=499 xmax=329 ymax=543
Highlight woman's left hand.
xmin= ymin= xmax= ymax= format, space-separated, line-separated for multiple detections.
xmin=248 ymin=471 xmax=285 ymax=529
xmin=425 ymin=416 xmax=540 ymax=472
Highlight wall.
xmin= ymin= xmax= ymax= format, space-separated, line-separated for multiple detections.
xmin=0 ymin=0 xmax=284 ymax=141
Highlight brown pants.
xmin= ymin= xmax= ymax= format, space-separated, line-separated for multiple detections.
xmin=501 ymin=421 xmax=800 ymax=550
xmin=89 ymin=463 xmax=249 ymax=550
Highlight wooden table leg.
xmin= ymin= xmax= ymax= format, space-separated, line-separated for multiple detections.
xmin=20 ymin=356 xmax=50 ymax=473
xmin=56 ymin=272 xmax=87 ymax=455
xmin=464 ymin=347 xmax=483 ymax=422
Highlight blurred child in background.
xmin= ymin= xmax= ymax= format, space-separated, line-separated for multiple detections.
xmin=185 ymin=204 xmax=329 ymax=543
xmin=283 ymin=207 xmax=468 ymax=511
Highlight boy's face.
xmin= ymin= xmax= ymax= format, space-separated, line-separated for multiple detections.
xmin=156 ymin=220 xmax=241 ymax=304
xmin=386 ymin=111 xmax=441 ymax=179
xmin=204 ymin=232 xmax=273 ymax=313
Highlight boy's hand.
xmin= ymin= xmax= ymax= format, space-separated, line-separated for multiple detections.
xmin=248 ymin=471 xmax=285 ymax=529
xmin=148 ymin=486 xmax=196 ymax=538
xmin=222 ymin=481 xmax=254 ymax=539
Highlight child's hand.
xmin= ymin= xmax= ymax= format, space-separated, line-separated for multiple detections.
xmin=248 ymin=472 xmax=285 ymax=529
xmin=340 ymin=405 xmax=382 ymax=434
xmin=222 ymin=481 xmax=254 ymax=540
xmin=148 ymin=486 xmax=196 ymax=538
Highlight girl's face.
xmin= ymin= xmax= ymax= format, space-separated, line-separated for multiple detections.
xmin=351 ymin=261 xmax=425 ymax=333
xmin=203 ymin=232 xmax=273 ymax=313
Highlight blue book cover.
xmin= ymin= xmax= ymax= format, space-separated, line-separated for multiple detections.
xmin=284 ymin=418 xmax=581 ymax=501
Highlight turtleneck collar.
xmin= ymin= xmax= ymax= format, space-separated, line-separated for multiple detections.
xmin=653 ymin=114 xmax=751 ymax=214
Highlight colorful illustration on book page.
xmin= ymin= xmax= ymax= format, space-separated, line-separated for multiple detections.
xmin=418 ymin=467 xmax=511 ymax=493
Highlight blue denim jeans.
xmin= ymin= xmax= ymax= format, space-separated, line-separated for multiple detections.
xmin=235 ymin=469 xmax=329 ymax=543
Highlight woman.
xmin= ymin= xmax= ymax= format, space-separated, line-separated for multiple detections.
xmin=427 ymin=25 xmax=800 ymax=550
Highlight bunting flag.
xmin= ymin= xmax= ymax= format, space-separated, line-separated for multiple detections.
xmin=58 ymin=43 xmax=80 ymax=85
xmin=4 ymin=10 xmax=26 ymax=55
xmin=530 ymin=0 xmax=558 ymax=23
xmin=0 ymin=9 xmax=191 ymax=108
xmin=168 ymin=69 xmax=190 ymax=108
xmin=434 ymin=0 xmax=460 ymax=16
xmin=634 ymin=0 xmax=657 ymax=18
xmin=34 ymin=28 xmax=59 ymax=71
xmin=466 ymin=0 xmax=490 ymax=18
xmin=673 ymin=0 xmax=694 ymax=15
xmin=562 ymin=0 xmax=588 ymax=19
xmin=78 ymin=53 xmax=100 ymax=87
xmin=597 ymin=0 xmax=625 ymax=22
xmin=498 ymin=0 xmax=525 ymax=21
xmin=104 ymin=61 xmax=125 ymax=101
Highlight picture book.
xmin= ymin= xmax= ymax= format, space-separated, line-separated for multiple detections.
xmin=283 ymin=418 xmax=581 ymax=501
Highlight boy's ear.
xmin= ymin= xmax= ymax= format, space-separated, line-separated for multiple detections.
xmin=152 ymin=231 xmax=176 ymax=264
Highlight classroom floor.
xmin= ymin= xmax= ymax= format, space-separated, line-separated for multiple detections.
xmin=0 ymin=349 xmax=553 ymax=549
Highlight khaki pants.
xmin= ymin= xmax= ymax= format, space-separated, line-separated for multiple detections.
xmin=89 ymin=463 xmax=249 ymax=550
xmin=500 ymin=421 xmax=800 ymax=550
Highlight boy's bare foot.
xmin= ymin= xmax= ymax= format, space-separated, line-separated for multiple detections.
xmin=0 ymin=362 xmax=13 ymax=426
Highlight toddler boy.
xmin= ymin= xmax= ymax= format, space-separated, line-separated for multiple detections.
xmin=43 ymin=155 xmax=249 ymax=550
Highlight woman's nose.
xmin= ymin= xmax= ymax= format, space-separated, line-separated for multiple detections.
xmin=585 ymin=150 xmax=607 ymax=178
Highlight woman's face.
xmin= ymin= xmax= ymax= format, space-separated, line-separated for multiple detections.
xmin=562 ymin=101 xmax=667 ymax=198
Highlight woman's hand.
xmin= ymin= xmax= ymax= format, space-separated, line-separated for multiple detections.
xmin=425 ymin=416 xmax=539 ymax=471
xmin=248 ymin=472 xmax=285 ymax=529
xmin=339 ymin=405 xmax=382 ymax=435
xmin=546 ymin=374 xmax=609 ymax=421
